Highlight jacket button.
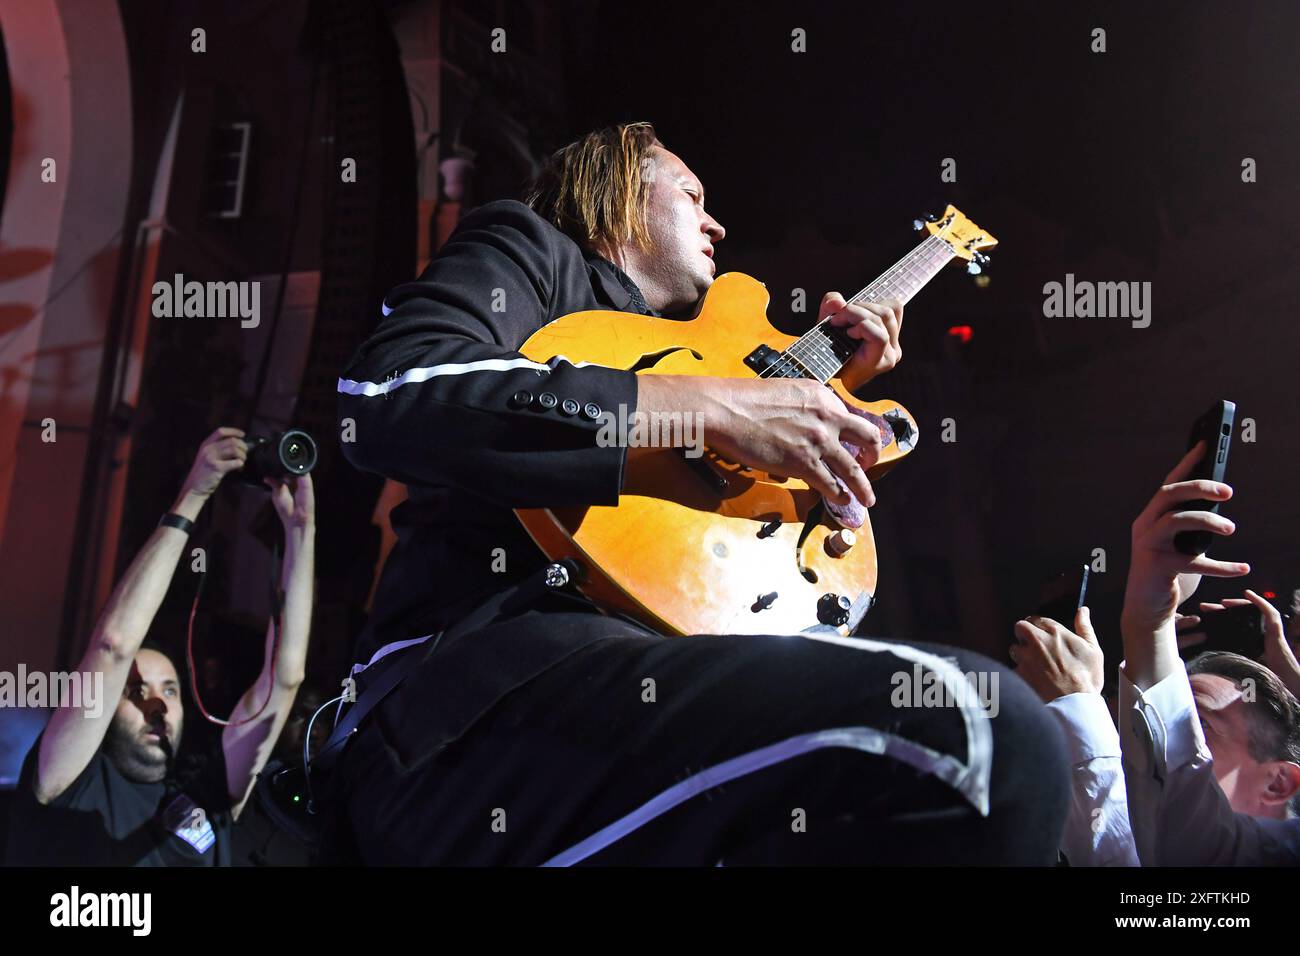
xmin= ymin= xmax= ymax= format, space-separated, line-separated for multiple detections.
xmin=538 ymin=392 xmax=559 ymax=410
xmin=510 ymin=389 xmax=533 ymax=408
xmin=560 ymin=398 xmax=580 ymax=416
xmin=581 ymin=402 xmax=602 ymax=421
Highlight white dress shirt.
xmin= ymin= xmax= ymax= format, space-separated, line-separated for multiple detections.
xmin=1118 ymin=664 xmax=1300 ymax=865
xmin=1046 ymin=692 xmax=1139 ymax=866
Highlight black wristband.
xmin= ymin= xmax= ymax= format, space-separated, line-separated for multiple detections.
xmin=159 ymin=512 xmax=195 ymax=534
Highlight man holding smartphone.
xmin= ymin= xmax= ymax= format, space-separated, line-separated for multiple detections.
xmin=1118 ymin=441 xmax=1300 ymax=864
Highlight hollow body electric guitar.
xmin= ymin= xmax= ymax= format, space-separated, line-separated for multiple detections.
xmin=516 ymin=206 xmax=996 ymax=636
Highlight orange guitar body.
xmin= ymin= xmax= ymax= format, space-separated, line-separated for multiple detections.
xmin=514 ymin=271 xmax=919 ymax=637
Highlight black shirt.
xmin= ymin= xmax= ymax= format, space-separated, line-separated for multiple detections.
xmin=5 ymin=733 xmax=234 ymax=866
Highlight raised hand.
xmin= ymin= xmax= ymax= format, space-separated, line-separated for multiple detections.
xmin=264 ymin=473 xmax=315 ymax=531
xmin=1011 ymin=606 xmax=1105 ymax=703
xmin=180 ymin=427 xmax=247 ymax=500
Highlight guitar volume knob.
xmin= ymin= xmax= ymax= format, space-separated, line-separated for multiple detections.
xmin=817 ymin=593 xmax=853 ymax=627
xmin=825 ymin=529 xmax=856 ymax=557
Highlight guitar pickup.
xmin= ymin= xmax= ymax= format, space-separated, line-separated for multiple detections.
xmin=743 ymin=344 xmax=781 ymax=374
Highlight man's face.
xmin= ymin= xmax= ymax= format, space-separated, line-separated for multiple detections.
xmin=104 ymin=649 xmax=185 ymax=784
xmin=1191 ymin=672 xmax=1295 ymax=817
xmin=614 ymin=146 xmax=725 ymax=315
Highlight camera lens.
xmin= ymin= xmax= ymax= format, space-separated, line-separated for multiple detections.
xmin=277 ymin=430 xmax=317 ymax=476
xmin=239 ymin=429 xmax=318 ymax=484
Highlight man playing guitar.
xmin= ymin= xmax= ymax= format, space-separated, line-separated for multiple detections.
xmin=329 ymin=122 xmax=1066 ymax=865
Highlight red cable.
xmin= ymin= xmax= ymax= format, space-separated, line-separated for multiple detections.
xmin=185 ymin=585 xmax=278 ymax=727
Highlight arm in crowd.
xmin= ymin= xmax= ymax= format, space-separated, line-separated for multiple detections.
xmin=34 ymin=428 xmax=248 ymax=804
xmin=1118 ymin=443 xmax=1300 ymax=864
xmin=1013 ymin=607 xmax=1139 ymax=866
xmin=222 ymin=475 xmax=314 ymax=820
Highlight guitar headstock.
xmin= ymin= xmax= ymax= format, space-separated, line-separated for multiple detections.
xmin=919 ymin=205 xmax=997 ymax=264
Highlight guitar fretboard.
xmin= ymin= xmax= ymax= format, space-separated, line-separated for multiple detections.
xmin=767 ymin=234 xmax=956 ymax=383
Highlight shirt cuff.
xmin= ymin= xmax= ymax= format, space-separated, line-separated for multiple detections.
xmin=1118 ymin=663 xmax=1207 ymax=780
xmin=1046 ymin=693 xmax=1120 ymax=765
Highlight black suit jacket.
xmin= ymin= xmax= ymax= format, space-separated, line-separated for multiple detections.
xmin=338 ymin=199 xmax=658 ymax=670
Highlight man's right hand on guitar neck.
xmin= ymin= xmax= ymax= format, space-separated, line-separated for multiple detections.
xmin=633 ymin=374 xmax=883 ymax=507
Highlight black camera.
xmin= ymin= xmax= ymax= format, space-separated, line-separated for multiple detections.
xmin=237 ymin=429 xmax=318 ymax=486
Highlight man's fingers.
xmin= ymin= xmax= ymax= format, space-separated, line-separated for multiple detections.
xmin=1025 ymin=614 xmax=1068 ymax=637
xmin=1074 ymin=605 xmax=1099 ymax=645
xmin=836 ymin=412 xmax=883 ymax=462
xmin=1198 ymin=598 xmax=1250 ymax=612
xmin=1177 ymin=630 xmax=1208 ymax=650
xmin=1015 ymin=618 xmax=1049 ymax=644
xmin=880 ymin=300 xmax=903 ymax=353
xmin=1148 ymin=509 xmax=1237 ymax=544
xmin=821 ymin=445 xmax=875 ymax=507
xmin=1162 ymin=441 xmax=1208 ymax=485
xmin=213 ymin=439 xmax=247 ymax=462
xmin=818 ymin=291 xmax=848 ymax=322
xmin=842 ymin=309 xmax=889 ymax=344
xmin=1243 ymin=589 xmax=1284 ymax=628
xmin=1182 ymin=554 xmax=1251 ymax=578
xmin=803 ymin=459 xmax=848 ymax=504
xmin=1135 ymin=480 xmax=1233 ymax=534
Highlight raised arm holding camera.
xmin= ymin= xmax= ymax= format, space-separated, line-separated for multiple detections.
xmin=5 ymin=427 xmax=315 ymax=866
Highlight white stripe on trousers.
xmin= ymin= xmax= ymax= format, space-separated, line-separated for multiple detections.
xmin=541 ymin=633 xmax=994 ymax=866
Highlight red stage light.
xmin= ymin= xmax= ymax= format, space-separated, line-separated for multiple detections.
xmin=947 ymin=325 xmax=973 ymax=343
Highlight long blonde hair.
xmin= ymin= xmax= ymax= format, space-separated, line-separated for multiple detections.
xmin=524 ymin=122 xmax=663 ymax=255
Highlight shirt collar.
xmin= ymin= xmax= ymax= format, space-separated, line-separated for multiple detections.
xmin=584 ymin=251 xmax=660 ymax=317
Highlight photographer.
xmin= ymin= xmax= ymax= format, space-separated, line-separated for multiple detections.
xmin=1118 ymin=442 xmax=1300 ymax=865
xmin=5 ymin=427 xmax=315 ymax=866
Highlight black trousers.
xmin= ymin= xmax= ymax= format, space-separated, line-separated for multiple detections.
xmin=327 ymin=609 xmax=1068 ymax=865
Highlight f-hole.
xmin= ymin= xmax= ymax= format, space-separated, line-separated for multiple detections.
xmin=795 ymin=502 xmax=824 ymax=583
xmin=627 ymin=346 xmax=703 ymax=373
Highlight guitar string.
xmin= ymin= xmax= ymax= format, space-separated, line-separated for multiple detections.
xmin=762 ymin=233 xmax=952 ymax=382
xmin=759 ymin=232 xmax=956 ymax=382
xmin=799 ymin=233 xmax=953 ymax=379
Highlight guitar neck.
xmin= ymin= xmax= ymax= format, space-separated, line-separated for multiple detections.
xmin=780 ymin=233 xmax=957 ymax=383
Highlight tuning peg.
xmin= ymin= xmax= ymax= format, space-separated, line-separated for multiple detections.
xmin=913 ymin=219 xmax=925 ymax=232
xmin=966 ymin=260 xmax=982 ymax=275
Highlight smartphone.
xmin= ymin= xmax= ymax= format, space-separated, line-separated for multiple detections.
xmin=1182 ymin=602 xmax=1267 ymax=660
xmin=1173 ymin=400 xmax=1235 ymax=556
xmin=1035 ymin=564 xmax=1090 ymax=625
